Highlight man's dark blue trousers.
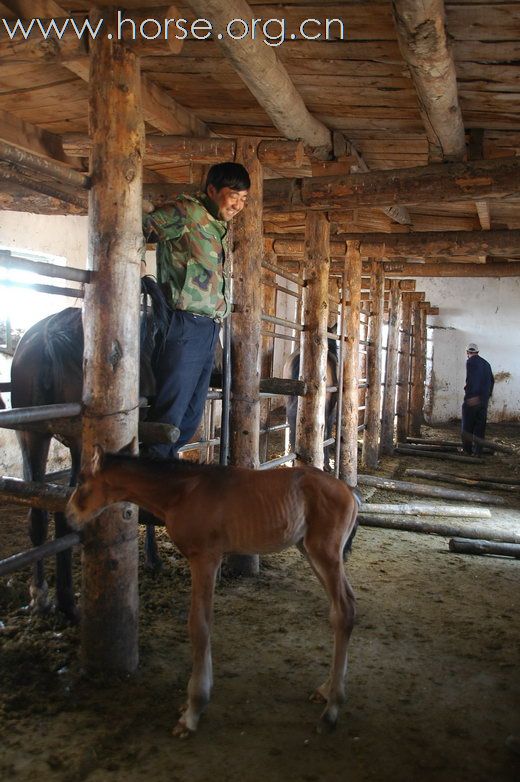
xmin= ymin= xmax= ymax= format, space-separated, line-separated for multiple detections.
xmin=149 ymin=309 xmax=220 ymax=458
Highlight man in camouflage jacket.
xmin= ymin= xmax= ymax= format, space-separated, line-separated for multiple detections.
xmin=143 ymin=162 xmax=250 ymax=457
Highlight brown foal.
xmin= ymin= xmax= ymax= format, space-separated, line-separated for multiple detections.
xmin=67 ymin=444 xmax=359 ymax=737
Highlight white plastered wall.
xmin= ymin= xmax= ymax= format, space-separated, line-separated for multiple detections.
xmin=419 ymin=277 xmax=520 ymax=423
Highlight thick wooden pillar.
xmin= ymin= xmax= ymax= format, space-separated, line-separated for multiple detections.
xmin=296 ymin=212 xmax=330 ymax=468
xmin=362 ymin=261 xmax=385 ymax=467
xmin=396 ymin=295 xmax=413 ymax=442
xmin=339 ymin=241 xmax=362 ymax=486
xmin=228 ymin=139 xmax=262 ymax=576
xmin=380 ymin=280 xmax=401 ymax=454
xmin=410 ymin=303 xmax=427 ymax=436
xmin=81 ymin=12 xmax=144 ymax=672
xmin=259 ymin=260 xmax=276 ymax=463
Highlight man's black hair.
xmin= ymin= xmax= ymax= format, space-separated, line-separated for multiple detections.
xmin=205 ymin=162 xmax=250 ymax=193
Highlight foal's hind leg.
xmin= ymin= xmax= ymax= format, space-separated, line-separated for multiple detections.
xmin=19 ymin=431 xmax=52 ymax=613
xmin=173 ymin=552 xmax=221 ymax=738
xmin=303 ymin=539 xmax=356 ymax=733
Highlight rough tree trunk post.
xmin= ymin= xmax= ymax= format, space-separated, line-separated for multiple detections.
xmin=362 ymin=261 xmax=385 ymax=468
xmin=81 ymin=10 xmax=144 ymax=673
xmin=410 ymin=303 xmax=428 ymax=436
xmin=396 ymin=295 xmax=413 ymax=442
xmin=339 ymin=241 xmax=362 ymax=486
xmin=228 ymin=139 xmax=263 ymax=576
xmin=380 ymin=280 xmax=401 ymax=454
xmin=259 ymin=258 xmax=276 ymax=463
xmin=295 ymin=212 xmax=330 ymax=468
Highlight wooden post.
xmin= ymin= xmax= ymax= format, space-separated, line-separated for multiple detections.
xmin=295 ymin=212 xmax=330 ymax=468
xmin=259 ymin=260 xmax=276 ymax=463
xmin=380 ymin=280 xmax=401 ymax=454
xmin=410 ymin=302 xmax=426 ymax=436
xmin=362 ymin=261 xmax=384 ymax=467
xmin=410 ymin=302 xmax=426 ymax=437
xmin=228 ymin=138 xmax=262 ymax=577
xmin=396 ymin=295 xmax=413 ymax=442
xmin=339 ymin=241 xmax=362 ymax=486
xmin=81 ymin=10 xmax=144 ymax=673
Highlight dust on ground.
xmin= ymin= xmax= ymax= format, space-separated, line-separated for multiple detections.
xmin=0 ymin=423 xmax=519 ymax=782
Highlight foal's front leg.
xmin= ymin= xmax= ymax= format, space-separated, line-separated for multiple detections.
xmin=173 ymin=552 xmax=221 ymax=738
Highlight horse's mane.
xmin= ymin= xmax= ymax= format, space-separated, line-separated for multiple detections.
xmin=104 ymin=451 xmax=226 ymax=476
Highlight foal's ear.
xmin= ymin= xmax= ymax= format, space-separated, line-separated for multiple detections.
xmin=91 ymin=444 xmax=105 ymax=474
xmin=118 ymin=437 xmax=137 ymax=456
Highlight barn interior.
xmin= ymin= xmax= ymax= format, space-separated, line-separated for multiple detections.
xmin=0 ymin=2 xmax=519 ymax=781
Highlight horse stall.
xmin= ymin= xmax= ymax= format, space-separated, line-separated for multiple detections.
xmin=1 ymin=3 xmax=520 ymax=782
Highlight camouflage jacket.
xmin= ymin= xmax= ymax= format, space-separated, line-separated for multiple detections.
xmin=143 ymin=192 xmax=230 ymax=319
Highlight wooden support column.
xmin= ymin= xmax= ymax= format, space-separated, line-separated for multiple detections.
xmin=339 ymin=241 xmax=362 ymax=486
xmin=259 ymin=257 xmax=276 ymax=463
xmin=228 ymin=138 xmax=263 ymax=577
xmin=296 ymin=212 xmax=330 ymax=468
xmin=380 ymin=280 xmax=401 ymax=454
xmin=81 ymin=10 xmax=144 ymax=673
xmin=362 ymin=261 xmax=385 ymax=468
xmin=396 ymin=296 xmax=413 ymax=442
xmin=410 ymin=304 xmax=427 ymax=435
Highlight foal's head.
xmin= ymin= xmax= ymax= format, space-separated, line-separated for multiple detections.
xmin=66 ymin=441 xmax=135 ymax=528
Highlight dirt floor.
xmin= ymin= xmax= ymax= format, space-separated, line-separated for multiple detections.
xmin=1 ymin=423 xmax=519 ymax=782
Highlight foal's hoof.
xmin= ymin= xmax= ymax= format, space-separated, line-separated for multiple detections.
xmin=316 ymin=712 xmax=338 ymax=735
xmin=144 ymin=557 xmax=164 ymax=574
xmin=172 ymin=720 xmax=194 ymax=739
xmin=29 ymin=583 xmax=52 ymax=615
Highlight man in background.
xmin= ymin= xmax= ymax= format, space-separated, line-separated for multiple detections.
xmin=461 ymin=342 xmax=494 ymax=456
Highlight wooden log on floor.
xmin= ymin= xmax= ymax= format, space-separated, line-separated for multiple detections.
xmin=448 ymin=538 xmax=520 ymax=559
xmin=395 ymin=445 xmax=484 ymax=463
xmin=360 ymin=516 xmax=519 ymax=544
xmin=404 ymin=469 xmax=520 ymax=492
xmin=462 ymin=432 xmax=517 ymax=455
xmin=400 ymin=441 xmax=459 ymax=452
xmin=360 ymin=503 xmax=491 ymax=518
xmin=358 ymin=474 xmax=507 ymax=505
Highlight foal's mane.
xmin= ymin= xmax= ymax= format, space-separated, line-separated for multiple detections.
xmin=103 ymin=452 xmax=227 ymax=477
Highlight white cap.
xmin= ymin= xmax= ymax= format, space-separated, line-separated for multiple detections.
xmin=466 ymin=342 xmax=479 ymax=353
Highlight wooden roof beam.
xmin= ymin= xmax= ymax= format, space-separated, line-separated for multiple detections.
xmin=392 ymin=0 xmax=466 ymax=162
xmin=263 ymin=156 xmax=520 ymax=211
xmin=383 ymin=262 xmax=520 ymax=277
xmin=270 ymin=229 xmax=520 ymax=259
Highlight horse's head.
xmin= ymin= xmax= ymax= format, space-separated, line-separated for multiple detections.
xmin=66 ymin=440 xmax=136 ymax=528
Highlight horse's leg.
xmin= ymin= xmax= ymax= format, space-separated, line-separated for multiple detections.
xmin=173 ymin=552 xmax=221 ymax=738
xmin=54 ymin=442 xmax=81 ymax=622
xmin=303 ymin=531 xmax=356 ymax=733
xmin=142 ymin=511 xmax=163 ymax=572
xmin=19 ymin=431 xmax=52 ymax=613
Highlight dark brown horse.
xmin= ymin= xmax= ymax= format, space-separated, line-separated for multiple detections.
xmin=10 ymin=276 xmax=170 ymax=619
xmin=67 ymin=443 xmax=359 ymax=737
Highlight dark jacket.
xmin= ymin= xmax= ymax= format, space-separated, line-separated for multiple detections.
xmin=464 ymin=354 xmax=494 ymax=405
